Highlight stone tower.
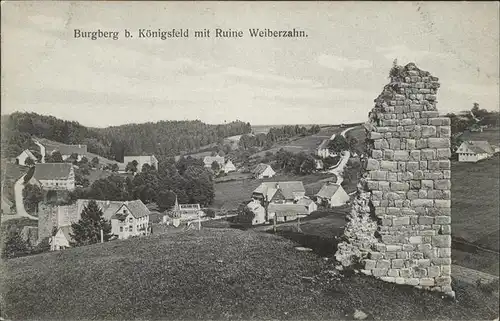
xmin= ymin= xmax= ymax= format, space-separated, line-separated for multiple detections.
xmin=335 ymin=62 xmax=453 ymax=297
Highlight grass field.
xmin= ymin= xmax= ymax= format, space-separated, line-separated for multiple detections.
xmin=1 ymin=228 xmax=498 ymax=320
xmin=213 ymin=173 xmax=336 ymax=210
xmin=251 ymin=126 xmax=342 ymax=158
xmin=459 ymin=127 xmax=500 ymax=145
xmin=451 ymin=155 xmax=500 ymax=252
xmin=1 ymin=160 xmax=29 ymax=203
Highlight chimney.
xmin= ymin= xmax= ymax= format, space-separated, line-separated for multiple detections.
xmin=275 ymin=183 xmax=280 ymax=190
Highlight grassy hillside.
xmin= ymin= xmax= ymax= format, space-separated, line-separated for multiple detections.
xmin=459 ymin=127 xmax=500 ymax=145
xmin=1 ymin=228 xmax=498 ymax=320
xmin=451 ymin=155 xmax=500 ymax=252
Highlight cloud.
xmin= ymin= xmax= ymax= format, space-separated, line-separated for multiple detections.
xmin=317 ymin=54 xmax=372 ymax=71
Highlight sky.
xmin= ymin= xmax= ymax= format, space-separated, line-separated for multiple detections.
xmin=1 ymin=1 xmax=499 ymax=128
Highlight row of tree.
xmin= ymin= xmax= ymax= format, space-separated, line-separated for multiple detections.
xmin=1 ymin=112 xmax=252 ymax=160
xmin=238 ymin=125 xmax=321 ymax=150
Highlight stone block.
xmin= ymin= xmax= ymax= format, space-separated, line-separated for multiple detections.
xmin=386 ymin=245 xmax=402 ymax=252
xmin=390 ymin=182 xmax=409 ymax=191
xmin=374 ymin=243 xmax=387 ymax=252
xmin=438 ymin=248 xmax=451 ymax=258
xmin=421 ymin=149 xmax=436 ymax=160
xmin=436 ymin=148 xmax=451 ymax=159
xmin=409 ymin=236 xmax=422 ymax=244
xmin=407 ymin=161 xmax=419 ymax=171
xmin=366 ymin=159 xmax=380 ymax=170
xmin=428 ymin=266 xmax=441 ymax=278
xmin=379 ymin=181 xmax=390 ymax=191
xmin=434 ymin=180 xmax=450 ymax=190
xmin=394 ymin=150 xmax=410 ymax=161
xmin=421 ymin=180 xmax=434 ymax=189
xmin=434 ymin=216 xmax=450 ymax=224
xmin=369 ymin=252 xmax=384 ymax=260
xmin=420 ymin=278 xmax=435 ymax=286
xmin=418 ymin=216 xmax=434 ymax=225
xmin=371 ymin=171 xmax=388 ymax=181
xmin=412 ymin=267 xmax=428 ymax=278
xmin=393 ymin=217 xmax=410 ymax=226
xmin=387 ymin=172 xmax=398 ymax=182
xmin=431 ymin=258 xmax=452 ymax=265
xmin=386 ymin=207 xmax=401 ymax=216
xmin=400 ymin=268 xmax=412 ymax=278
xmin=440 ymin=225 xmax=451 ymax=235
xmin=412 ymin=199 xmax=433 ymax=207
xmin=364 ymin=259 xmax=377 ymax=270
xmin=372 ymin=268 xmax=388 ymax=277
xmin=370 ymin=132 xmax=383 ymax=140
xmin=380 ymin=276 xmax=396 ymax=283
xmin=439 ymin=160 xmax=450 ymax=169
xmin=395 ymin=277 xmax=406 ymax=285
xmin=406 ymin=278 xmax=420 ymax=286
xmin=436 ymin=276 xmax=452 ymax=287
xmin=434 ymin=200 xmax=451 ymax=208
xmin=376 ymin=260 xmax=391 ymax=269
xmin=421 ymin=126 xmax=437 ymax=137
xmin=417 ymin=259 xmax=431 ymax=268
xmin=428 ymin=138 xmax=450 ymax=148
xmin=360 ymin=269 xmax=372 ymax=276
xmin=372 ymin=150 xmax=383 ymax=159
xmin=380 ymin=160 xmax=398 ymax=171
xmin=384 ymin=149 xmax=395 ymax=160
xmin=388 ymin=269 xmax=400 ymax=277
xmin=392 ymin=259 xmax=405 ymax=268
xmin=441 ymin=265 xmax=451 ymax=276
xmin=416 ymin=139 xmax=428 ymax=149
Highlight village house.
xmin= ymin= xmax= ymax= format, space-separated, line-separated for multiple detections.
xmin=51 ymin=226 xmax=72 ymax=251
xmin=246 ymin=199 xmax=266 ymax=225
xmin=315 ymin=182 xmax=350 ymax=207
xmin=38 ymin=199 xmax=131 ymax=248
xmin=50 ymin=144 xmax=88 ymax=161
xmin=203 ymin=155 xmax=225 ymax=169
xmin=166 ymin=197 xmax=204 ymax=221
xmin=252 ymin=181 xmax=306 ymax=205
xmin=223 ymin=159 xmax=237 ymax=173
xmin=123 ymin=155 xmax=159 ymax=173
xmin=457 ymin=141 xmax=495 ymax=162
xmin=317 ymin=139 xmax=331 ymax=158
xmin=31 ymin=163 xmax=75 ymax=191
xmin=267 ymin=203 xmax=309 ymax=223
xmin=111 ymin=200 xmax=151 ymax=240
xmin=252 ymin=163 xmax=276 ymax=179
xmin=16 ymin=149 xmax=37 ymax=166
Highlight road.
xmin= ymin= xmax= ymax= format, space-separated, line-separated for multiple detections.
xmin=13 ymin=175 xmax=39 ymax=220
xmin=33 ymin=140 xmax=46 ymax=163
xmin=326 ymin=126 xmax=357 ymax=184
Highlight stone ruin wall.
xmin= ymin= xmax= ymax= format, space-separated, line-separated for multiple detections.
xmin=336 ymin=62 xmax=453 ymax=297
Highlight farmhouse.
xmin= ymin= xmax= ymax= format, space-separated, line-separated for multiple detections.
xmin=317 ymin=139 xmax=330 ymax=158
xmin=123 ymin=155 xmax=159 ymax=173
xmin=246 ymin=199 xmax=266 ymax=225
xmin=252 ymin=163 xmax=276 ymax=179
xmin=267 ymin=203 xmax=309 ymax=223
xmin=51 ymin=226 xmax=73 ymax=251
xmin=50 ymin=144 xmax=87 ymax=161
xmin=252 ymin=181 xmax=306 ymax=204
xmin=111 ymin=200 xmax=151 ymax=240
xmin=16 ymin=149 xmax=37 ymax=166
xmin=203 ymin=155 xmax=225 ymax=168
xmin=315 ymin=182 xmax=350 ymax=207
xmin=32 ymin=163 xmax=75 ymax=191
xmin=296 ymin=197 xmax=318 ymax=213
xmin=457 ymin=141 xmax=495 ymax=162
xmin=223 ymin=159 xmax=237 ymax=173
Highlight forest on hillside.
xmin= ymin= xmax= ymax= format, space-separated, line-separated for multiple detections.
xmin=1 ymin=112 xmax=252 ymax=161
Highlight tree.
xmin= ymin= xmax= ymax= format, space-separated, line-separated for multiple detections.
xmin=22 ymin=184 xmax=43 ymax=214
xmin=204 ymin=208 xmax=216 ymax=218
xmin=91 ymin=157 xmax=99 ymax=168
xmin=2 ymin=228 xmax=31 ymax=259
xmin=47 ymin=151 xmax=63 ymax=163
xmin=70 ymin=200 xmax=112 ymax=247
xmin=211 ymin=160 xmax=220 ymax=172
xmin=110 ymin=163 xmax=119 ymax=172
xmin=24 ymin=157 xmax=35 ymax=166
xmin=328 ymin=135 xmax=349 ymax=153
xmin=125 ymin=161 xmax=138 ymax=173
xmin=157 ymin=190 xmax=177 ymax=211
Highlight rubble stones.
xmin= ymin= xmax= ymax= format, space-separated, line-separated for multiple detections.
xmin=334 ymin=63 xmax=452 ymax=297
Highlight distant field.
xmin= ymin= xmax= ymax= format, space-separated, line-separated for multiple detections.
xmin=451 ymin=155 xmax=500 ymax=252
xmin=251 ymin=126 xmax=342 ymax=158
xmin=459 ymin=127 xmax=500 ymax=145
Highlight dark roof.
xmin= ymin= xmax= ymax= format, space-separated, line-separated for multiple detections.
xmin=75 ymin=200 xmax=124 ymax=221
xmin=52 ymin=145 xmax=87 ymax=155
xmin=253 ymin=181 xmax=305 ymax=200
xmin=111 ymin=200 xmax=150 ymax=219
xmin=267 ymin=203 xmax=308 ymax=216
xmin=318 ymin=139 xmax=330 ymax=150
xmin=316 ymin=183 xmax=343 ymax=198
xmin=460 ymin=141 xmax=494 ymax=154
xmin=34 ymin=163 xmax=73 ymax=180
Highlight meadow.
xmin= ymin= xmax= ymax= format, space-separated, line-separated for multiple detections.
xmin=1 ymin=228 xmax=498 ymax=321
